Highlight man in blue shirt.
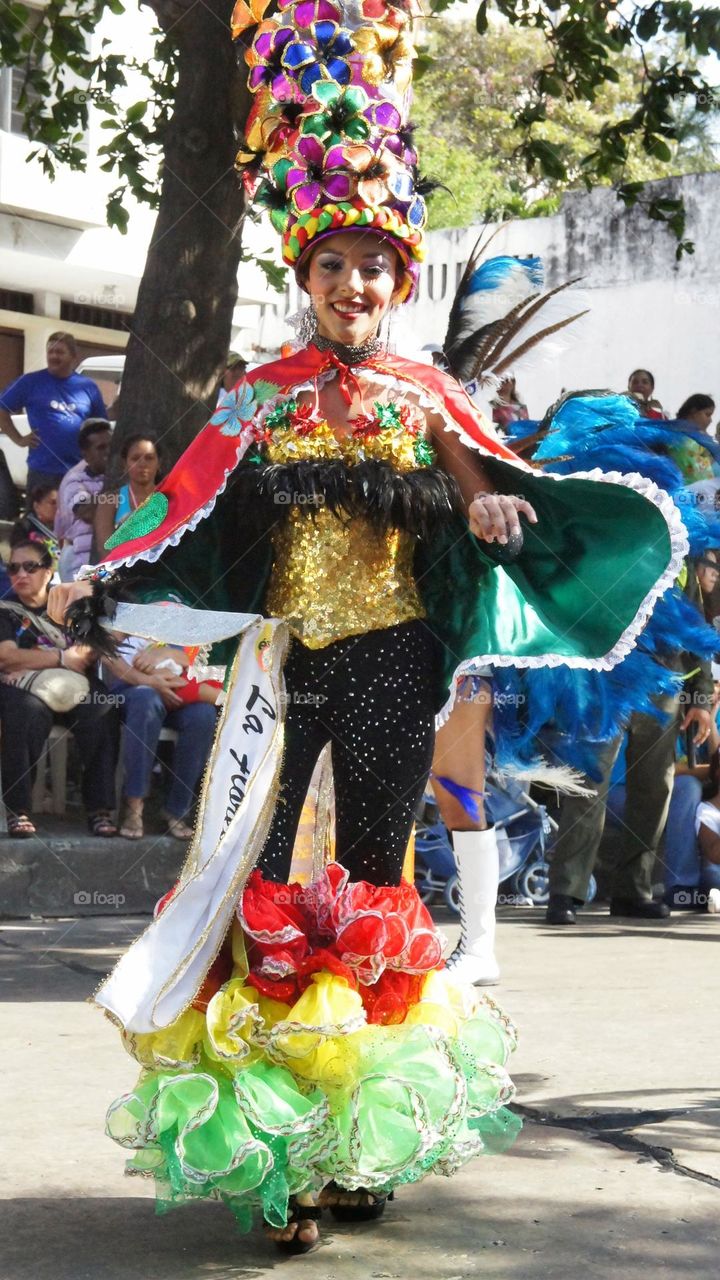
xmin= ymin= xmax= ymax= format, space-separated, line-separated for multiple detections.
xmin=0 ymin=331 xmax=106 ymax=496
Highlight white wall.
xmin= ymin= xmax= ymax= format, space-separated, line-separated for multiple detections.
xmin=259 ymin=171 xmax=720 ymax=419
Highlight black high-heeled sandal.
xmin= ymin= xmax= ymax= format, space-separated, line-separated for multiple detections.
xmin=265 ymin=1200 xmax=322 ymax=1254
xmin=323 ymin=1182 xmax=394 ymax=1222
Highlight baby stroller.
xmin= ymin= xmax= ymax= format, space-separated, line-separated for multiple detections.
xmin=414 ymin=768 xmax=597 ymax=911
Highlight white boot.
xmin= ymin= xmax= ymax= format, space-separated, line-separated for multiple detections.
xmin=445 ymin=827 xmax=500 ymax=986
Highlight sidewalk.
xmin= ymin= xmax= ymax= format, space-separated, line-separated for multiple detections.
xmin=2 ymin=905 xmax=719 ymax=1279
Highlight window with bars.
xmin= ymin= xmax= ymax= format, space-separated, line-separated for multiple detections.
xmin=0 ymin=289 xmax=34 ymax=314
xmin=60 ymin=300 xmax=131 ymax=332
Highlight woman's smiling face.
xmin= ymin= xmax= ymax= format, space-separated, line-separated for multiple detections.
xmin=305 ymin=232 xmax=401 ymax=347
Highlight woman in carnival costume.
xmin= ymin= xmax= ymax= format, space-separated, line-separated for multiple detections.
xmin=50 ymin=0 xmax=690 ymax=1254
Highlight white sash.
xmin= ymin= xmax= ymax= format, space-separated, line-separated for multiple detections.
xmin=94 ymin=603 xmax=288 ymax=1033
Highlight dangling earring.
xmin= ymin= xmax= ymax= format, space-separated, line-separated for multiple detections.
xmin=381 ymin=305 xmax=395 ymax=355
xmin=297 ymin=302 xmax=318 ymax=347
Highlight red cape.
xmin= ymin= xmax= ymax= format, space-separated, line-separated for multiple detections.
xmin=103 ymin=345 xmax=520 ymax=569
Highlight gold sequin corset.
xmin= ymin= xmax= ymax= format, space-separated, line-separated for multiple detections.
xmin=266 ymin=506 xmax=424 ymax=648
xmin=259 ymin=401 xmax=438 ymax=647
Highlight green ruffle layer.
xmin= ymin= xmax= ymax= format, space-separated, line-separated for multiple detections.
xmin=108 ymin=1020 xmax=520 ymax=1231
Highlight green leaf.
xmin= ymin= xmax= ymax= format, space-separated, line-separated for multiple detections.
xmin=106 ymin=195 xmax=129 ymax=234
xmin=126 ymin=100 xmax=147 ymax=124
xmin=256 ymin=257 xmax=287 ymax=293
xmin=636 ymin=6 xmax=661 ymax=42
xmin=253 ymin=379 xmax=280 ymax=406
xmin=647 ymin=135 xmax=673 ymax=162
xmin=526 ymin=138 xmax=567 ymax=180
xmin=475 ymin=1 xmax=489 ymax=35
xmin=413 ymin=51 xmax=434 ymax=79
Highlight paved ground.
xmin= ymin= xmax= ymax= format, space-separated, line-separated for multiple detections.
xmin=2 ymin=903 xmax=719 ymax=1279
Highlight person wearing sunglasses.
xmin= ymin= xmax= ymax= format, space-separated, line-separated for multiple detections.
xmin=0 ymin=537 xmax=118 ymax=838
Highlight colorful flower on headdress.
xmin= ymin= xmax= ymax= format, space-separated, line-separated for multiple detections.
xmin=255 ymin=178 xmax=291 ymax=233
xmin=231 ymin=0 xmax=272 ymax=39
xmin=280 ymin=20 xmax=354 ymax=96
xmin=301 ymin=82 xmax=372 ymax=145
xmin=247 ymin=21 xmax=297 ymax=98
xmin=285 ymin=135 xmax=353 ymax=211
xmin=210 ymin=382 xmax=257 ymax=437
xmin=352 ymin=23 xmax=414 ymax=93
xmin=326 ymin=140 xmax=416 ymax=208
xmin=278 ymin=0 xmax=342 ymax=23
xmin=244 ymin=89 xmax=307 ymax=165
xmin=361 ymin=0 xmax=424 ymax=27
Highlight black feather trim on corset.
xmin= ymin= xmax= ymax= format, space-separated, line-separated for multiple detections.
xmin=230 ymin=457 xmax=463 ymax=542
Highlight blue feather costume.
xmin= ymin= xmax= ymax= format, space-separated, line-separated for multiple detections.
xmin=494 ymin=394 xmax=720 ymax=777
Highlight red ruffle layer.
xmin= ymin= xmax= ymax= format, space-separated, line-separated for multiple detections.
xmin=156 ymin=864 xmax=444 ymax=1024
xmin=239 ymin=863 xmax=444 ymax=1023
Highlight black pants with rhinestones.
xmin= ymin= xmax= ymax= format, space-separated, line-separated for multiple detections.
xmin=257 ymin=620 xmax=439 ymax=885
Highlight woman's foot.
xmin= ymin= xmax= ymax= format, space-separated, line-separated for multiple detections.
xmin=264 ymin=1194 xmax=321 ymax=1253
xmin=120 ymin=801 xmax=144 ymax=840
xmin=318 ymin=1182 xmax=392 ymax=1221
xmin=165 ymin=814 xmax=194 ymax=841
xmin=7 ymin=813 xmax=36 ymax=839
xmin=88 ymin=812 xmax=118 ymax=838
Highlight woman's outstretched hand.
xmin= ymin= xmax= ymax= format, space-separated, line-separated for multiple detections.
xmin=47 ymin=581 xmax=93 ymax=625
xmin=468 ymin=493 xmax=537 ymax=544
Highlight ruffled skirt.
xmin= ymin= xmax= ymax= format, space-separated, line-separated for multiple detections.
xmin=106 ymin=864 xmax=520 ymax=1230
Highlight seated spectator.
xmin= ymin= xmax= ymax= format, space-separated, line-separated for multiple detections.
xmin=667 ymin=396 xmax=718 ymax=488
xmin=55 ymin=418 xmax=112 ymax=581
xmin=664 ymin=708 xmax=720 ymax=910
xmin=12 ymin=483 xmax=59 ymax=545
xmin=694 ymin=757 xmax=720 ymax=912
xmin=0 ymin=537 xmax=118 ymax=839
xmin=491 ymin=376 xmax=529 ymax=431
xmin=93 ymin=434 xmax=161 ymax=557
xmin=103 ymin=635 xmax=218 ymax=841
xmin=627 ymin=368 xmax=667 ymax=419
xmin=696 ymin=550 xmax=720 ymax=623
xmin=678 ymin=393 xmax=715 ymax=433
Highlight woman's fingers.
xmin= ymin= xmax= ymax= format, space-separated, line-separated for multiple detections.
xmin=514 ymin=498 xmax=538 ymax=523
xmin=469 ymin=494 xmax=537 ymax=543
xmin=47 ymin=582 xmax=91 ymax=623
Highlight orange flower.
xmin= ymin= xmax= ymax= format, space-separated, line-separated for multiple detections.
xmin=231 ymin=0 xmax=272 ymax=39
xmin=352 ymin=23 xmax=415 ymax=93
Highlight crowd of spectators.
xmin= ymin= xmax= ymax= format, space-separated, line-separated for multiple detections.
xmin=0 ymin=339 xmax=717 ymax=908
xmin=0 ymin=332 xmax=224 ymax=841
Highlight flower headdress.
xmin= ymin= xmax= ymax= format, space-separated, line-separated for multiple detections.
xmin=233 ymin=0 xmax=427 ymax=301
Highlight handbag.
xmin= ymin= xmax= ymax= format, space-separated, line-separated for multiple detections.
xmin=11 ymin=667 xmax=90 ymax=713
xmin=0 ymin=600 xmax=90 ymax=712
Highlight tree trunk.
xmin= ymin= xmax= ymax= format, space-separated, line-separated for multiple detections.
xmin=115 ymin=0 xmax=250 ymax=469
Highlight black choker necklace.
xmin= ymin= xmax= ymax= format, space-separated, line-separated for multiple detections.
xmin=313 ymin=332 xmax=383 ymax=366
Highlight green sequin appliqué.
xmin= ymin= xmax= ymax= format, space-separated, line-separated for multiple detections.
xmin=105 ymin=491 xmax=170 ymax=550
